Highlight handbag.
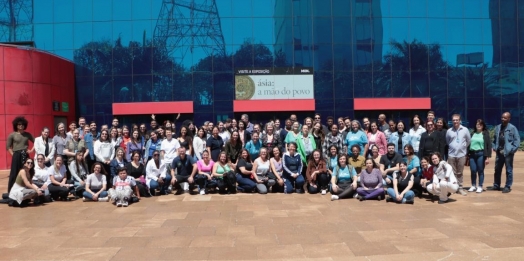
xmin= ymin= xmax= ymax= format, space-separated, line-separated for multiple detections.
xmin=464 ymin=155 xmax=470 ymax=167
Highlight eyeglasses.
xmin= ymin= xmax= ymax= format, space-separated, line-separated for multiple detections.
xmin=153 ymin=154 xmax=159 ymax=157
xmin=26 ymin=161 xmax=34 ymax=165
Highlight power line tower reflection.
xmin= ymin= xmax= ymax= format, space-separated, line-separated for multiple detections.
xmin=154 ymin=0 xmax=226 ymax=62
xmin=0 ymin=0 xmax=32 ymax=43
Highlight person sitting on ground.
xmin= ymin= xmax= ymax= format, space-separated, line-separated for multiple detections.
xmin=306 ymin=149 xmax=329 ymax=195
xmin=282 ymin=142 xmax=305 ymax=194
xmin=146 ymin=151 xmax=172 ymax=196
xmin=386 ymin=162 xmax=415 ymax=204
xmin=9 ymin=158 xmax=40 ymax=207
xmin=33 ymin=154 xmax=50 ymax=202
xmin=83 ymin=162 xmax=109 ymax=202
xmin=69 ymin=150 xmax=89 ymax=198
xmin=330 ymin=154 xmax=357 ymax=201
xmin=252 ymin=147 xmax=275 ymax=194
xmin=108 ymin=167 xmax=138 ymax=207
xmin=427 ymin=152 xmax=458 ymax=204
xmin=196 ymin=150 xmax=215 ymax=195
xmin=356 ymin=158 xmax=384 ymax=201
xmin=47 ymin=155 xmax=73 ymax=201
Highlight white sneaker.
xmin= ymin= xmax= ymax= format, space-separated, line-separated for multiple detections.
xmin=331 ymin=195 xmax=339 ymax=201
xmin=98 ymin=197 xmax=108 ymax=202
xmin=353 ymin=193 xmax=358 ymax=198
xmin=321 ymin=189 xmax=327 ymax=195
xmin=116 ymin=199 xmax=123 ymax=207
xmin=476 ymin=187 xmax=483 ymax=193
xmin=468 ymin=186 xmax=476 ymax=192
xmin=122 ymin=201 xmax=129 ymax=207
xmin=199 ymin=189 xmax=206 ymax=195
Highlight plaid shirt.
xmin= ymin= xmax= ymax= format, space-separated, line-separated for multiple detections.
xmin=322 ymin=132 xmax=346 ymax=159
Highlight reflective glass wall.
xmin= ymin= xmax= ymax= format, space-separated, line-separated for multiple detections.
xmin=7 ymin=0 xmax=521 ymax=129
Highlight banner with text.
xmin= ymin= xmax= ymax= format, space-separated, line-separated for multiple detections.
xmin=234 ymin=67 xmax=314 ymax=100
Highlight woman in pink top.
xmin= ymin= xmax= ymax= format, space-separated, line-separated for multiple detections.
xmin=196 ymin=150 xmax=215 ymax=195
xmin=366 ymin=121 xmax=387 ymax=156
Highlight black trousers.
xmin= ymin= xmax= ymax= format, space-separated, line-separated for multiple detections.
xmin=7 ymin=150 xmax=24 ymax=193
xmin=48 ymin=180 xmax=74 ymax=200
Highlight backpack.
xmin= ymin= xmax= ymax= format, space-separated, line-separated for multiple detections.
xmin=224 ymin=170 xmax=237 ymax=193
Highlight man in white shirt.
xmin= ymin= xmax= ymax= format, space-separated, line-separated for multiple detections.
xmin=446 ymin=114 xmax=471 ymax=196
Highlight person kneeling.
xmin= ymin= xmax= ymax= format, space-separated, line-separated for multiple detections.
xmin=426 ymin=152 xmax=458 ymax=204
xmin=386 ymin=162 xmax=415 ymax=204
xmin=83 ymin=163 xmax=109 ymax=202
xmin=109 ymin=167 xmax=138 ymax=207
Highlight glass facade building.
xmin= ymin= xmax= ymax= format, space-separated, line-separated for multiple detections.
xmin=4 ymin=0 xmax=522 ymax=129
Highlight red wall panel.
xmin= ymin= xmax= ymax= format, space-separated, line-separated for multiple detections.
xmin=1 ymin=45 xmax=76 ymax=169
xmin=32 ymin=51 xmax=51 ymax=84
xmin=4 ymin=81 xmax=33 ymax=115
xmin=4 ymin=47 xmax=32 ymax=82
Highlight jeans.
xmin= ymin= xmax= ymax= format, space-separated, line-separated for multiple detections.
xmin=447 ymin=156 xmax=466 ymax=188
xmin=386 ymin=188 xmax=415 ymax=203
xmin=236 ymin=173 xmax=256 ymax=192
xmin=469 ymin=151 xmax=485 ymax=188
xmin=256 ymin=179 xmax=276 ymax=194
xmin=382 ymin=175 xmax=393 ymax=187
xmin=83 ymin=189 xmax=108 ymax=200
xmin=283 ymin=174 xmax=305 ymax=194
xmin=149 ymin=174 xmax=172 ymax=194
xmin=494 ymin=151 xmax=514 ymax=189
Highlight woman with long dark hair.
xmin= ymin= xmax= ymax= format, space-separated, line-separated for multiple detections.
xmin=83 ymin=162 xmax=109 ymax=202
xmin=330 ymin=154 xmax=357 ymax=201
xmin=8 ymin=157 xmax=40 ymax=207
xmin=468 ymin=119 xmax=492 ymax=193
xmin=386 ymin=162 xmax=415 ymax=204
xmin=144 ymin=130 xmax=162 ymax=162
xmin=53 ymin=122 xmax=70 ymax=167
xmin=6 ymin=116 xmax=34 ymax=193
xmin=126 ymin=130 xmax=143 ymax=162
xmin=47 ymin=155 xmax=73 ymax=201
xmin=178 ymin=126 xmax=194 ymax=158
xmin=356 ymin=158 xmax=384 ymax=201
xmin=193 ymin=127 xmax=207 ymax=160
xmin=306 ymin=149 xmax=329 ymax=194
xmin=94 ymin=129 xmax=114 ymax=175
xmin=34 ymin=127 xmax=55 ymax=167
xmin=69 ymin=150 xmax=89 ymax=198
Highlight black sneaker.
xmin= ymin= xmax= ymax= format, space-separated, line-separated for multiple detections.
xmin=386 ymin=197 xmax=394 ymax=203
xmin=377 ymin=195 xmax=382 ymax=201
xmin=486 ymin=186 xmax=501 ymax=191
xmin=502 ymin=187 xmax=512 ymax=193
xmin=405 ymin=199 xmax=414 ymax=205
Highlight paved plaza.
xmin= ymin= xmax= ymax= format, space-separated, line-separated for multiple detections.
xmin=0 ymin=153 xmax=524 ymax=260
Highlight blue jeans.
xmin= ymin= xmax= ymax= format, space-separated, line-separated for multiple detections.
xmin=149 ymin=174 xmax=172 ymax=193
xmin=469 ymin=151 xmax=485 ymax=187
xmin=83 ymin=189 xmax=108 ymax=200
xmin=283 ymin=174 xmax=305 ymax=194
xmin=235 ymin=173 xmax=256 ymax=192
xmin=494 ymin=151 xmax=514 ymax=188
xmin=386 ymin=188 xmax=414 ymax=203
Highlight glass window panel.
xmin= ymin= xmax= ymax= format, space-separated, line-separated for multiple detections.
xmin=446 ymin=19 xmax=465 ymax=44
xmin=314 ymin=44 xmax=334 ymax=70
xmin=388 ymin=18 xmax=409 ymax=43
xmin=112 ymin=21 xmax=132 ymax=46
xmin=95 ymin=104 xmax=112 ymax=125
xmin=409 ymin=18 xmax=428 ymax=43
xmin=76 ymin=77 xmax=94 ymax=104
xmin=193 ymin=72 xmax=214 ymax=110
xmin=334 ymin=99 xmax=353 ymax=117
xmin=233 ymin=44 xmax=253 ymax=67
xmin=353 ymin=71 xmax=373 ymax=98
xmin=214 ymin=101 xmax=232 ymax=113
xmin=131 ymin=20 xmax=153 ymax=43
xmin=53 ymin=49 xmax=74 ymax=60
xmin=446 ymin=44 xmax=465 ymax=66
xmin=232 ymin=0 xmax=252 ymax=18
xmin=464 ymin=0 xmax=483 ymax=18
xmin=333 ymin=45 xmax=353 ymax=71
xmin=391 ymin=71 xmax=410 ymax=97
xmin=113 ymin=76 xmax=133 ymax=103
xmin=408 ymin=0 xmax=427 ymax=18
xmin=253 ymin=18 xmax=274 ymax=44
xmin=213 ymin=73 xmax=233 ymax=101
xmin=313 ymin=17 xmax=332 ymax=44
xmin=316 ymin=99 xmax=335 ymax=112
xmin=93 ymin=0 xmax=112 ymax=21
xmin=74 ymin=23 xmax=93 ymax=49
xmin=253 ymin=0 xmax=274 ymax=17
xmin=445 ymin=0 xmax=464 ymax=18
xmin=132 ymin=0 xmax=152 ymax=20
xmin=113 ymin=1 xmax=132 ymax=20
xmin=54 ymin=0 xmax=73 ymax=23
xmin=253 ymin=45 xmax=274 ymax=67
xmin=448 ymin=69 xmax=466 ymax=97
xmin=212 ymin=54 xmax=233 ymax=72
xmin=332 ymin=0 xmax=351 ymax=17
xmin=374 ymin=71 xmax=391 ymax=97
xmin=54 ymin=23 xmax=74 ymax=50
xmin=332 ymin=17 xmax=352 ymax=44
xmin=232 ymin=18 xmax=253 ymax=45
xmin=173 ymin=73 xmax=192 ymax=101
xmin=112 ymin=47 xmax=133 ymax=75
xmin=411 ymin=72 xmax=429 ymax=97
xmin=479 ymin=0 xmax=490 ymax=18
xmin=133 ymin=47 xmax=153 ymax=75
xmin=216 ymin=0 xmax=233 ymax=18
xmin=152 ymin=52 xmax=173 ymax=74
xmin=448 ymin=98 xmax=465 ymax=115
xmin=466 ymin=98 xmax=484 ymax=109
xmin=463 ymin=19 xmax=484 ymax=44
xmin=333 ymin=71 xmax=354 ymax=99
xmin=427 ymin=18 xmax=447 ymax=44
xmin=93 ymin=76 xmax=112 ymax=103
xmin=34 ymin=24 xmax=54 ymax=50
xmin=152 ymin=74 xmax=173 ymax=101
xmin=388 ymin=0 xmax=409 ymax=18
xmin=273 ymin=44 xmax=292 ymax=67
xmin=93 ymin=22 xmax=113 ymax=42
xmin=221 ymin=18 xmax=234 ymax=46
xmin=480 ymin=19 xmax=493 ymax=45
xmin=73 ymin=0 xmax=92 ymax=22
xmin=34 ymin=0 xmax=54 ymax=23
xmin=315 ymin=71 xmax=334 ymax=100
xmin=312 ymin=0 xmax=332 ymax=17
xmin=79 ymin=104 xmax=94 ymax=120
xmin=132 ymin=75 xmax=153 ymax=102
xmin=427 ymin=1 xmax=445 ymax=18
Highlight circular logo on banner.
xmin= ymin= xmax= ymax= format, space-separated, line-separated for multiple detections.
xmin=235 ymin=76 xmax=255 ymax=100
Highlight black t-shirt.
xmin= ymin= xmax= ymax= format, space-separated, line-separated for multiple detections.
xmin=126 ymin=162 xmax=145 ymax=179
xmin=380 ymin=153 xmax=403 ymax=173
xmin=235 ymin=158 xmax=253 ymax=174
xmin=171 ymin=156 xmax=196 ymax=177
xmin=498 ymin=125 xmax=506 ymax=149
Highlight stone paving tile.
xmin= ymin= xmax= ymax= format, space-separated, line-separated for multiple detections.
xmin=1 ymin=152 xmax=524 ymax=260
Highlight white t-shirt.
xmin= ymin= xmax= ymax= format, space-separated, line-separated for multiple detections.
xmin=86 ymin=173 xmax=107 ymax=190
xmin=33 ymin=165 xmax=49 ymax=184
xmin=48 ymin=165 xmax=67 ymax=183
xmin=113 ymin=176 xmax=136 ymax=191
xmin=161 ymin=138 xmax=181 ymax=164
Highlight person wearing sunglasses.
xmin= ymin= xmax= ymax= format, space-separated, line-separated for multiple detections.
xmin=6 ymin=116 xmax=34 ymax=193
xmin=146 ymin=151 xmax=172 ymax=195
xmin=9 ymin=158 xmax=41 ymax=207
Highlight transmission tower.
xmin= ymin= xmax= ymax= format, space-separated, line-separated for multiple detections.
xmin=153 ymin=0 xmax=226 ymax=62
xmin=0 ymin=0 xmax=33 ymax=42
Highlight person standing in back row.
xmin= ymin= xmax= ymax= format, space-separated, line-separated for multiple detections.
xmin=446 ymin=114 xmax=471 ymax=196
xmin=6 ymin=116 xmax=34 ymax=192
xmin=487 ymin=112 xmax=520 ymax=193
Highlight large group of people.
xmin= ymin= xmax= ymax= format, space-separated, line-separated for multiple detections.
xmin=3 ymin=110 xmax=520 ymax=207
